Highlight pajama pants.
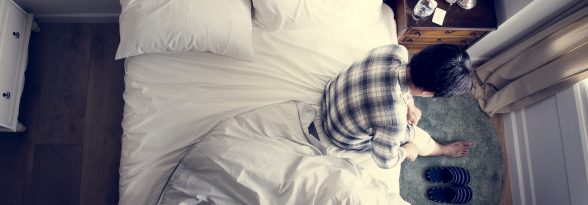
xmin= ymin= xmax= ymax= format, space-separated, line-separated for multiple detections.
xmin=306 ymin=116 xmax=435 ymax=198
xmin=409 ymin=124 xmax=438 ymax=156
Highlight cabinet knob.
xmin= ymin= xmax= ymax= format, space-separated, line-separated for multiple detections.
xmin=437 ymin=38 xmax=443 ymax=42
xmin=416 ymin=31 xmax=422 ymax=36
xmin=13 ymin=32 xmax=20 ymax=39
xmin=405 ymin=38 xmax=415 ymax=43
xmin=2 ymin=92 xmax=10 ymax=100
xmin=445 ymin=30 xmax=454 ymax=34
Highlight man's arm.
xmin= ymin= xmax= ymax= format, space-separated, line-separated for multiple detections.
xmin=371 ymin=127 xmax=413 ymax=169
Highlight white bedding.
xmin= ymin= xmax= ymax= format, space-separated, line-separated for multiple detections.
xmin=120 ymin=5 xmax=399 ymax=205
xmin=157 ymin=101 xmax=408 ymax=205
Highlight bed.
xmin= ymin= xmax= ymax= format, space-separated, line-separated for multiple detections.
xmin=116 ymin=0 xmax=407 ymax=204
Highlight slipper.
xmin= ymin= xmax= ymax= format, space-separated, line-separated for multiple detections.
xmin=426 ymin=167 xmax=470 ymax=186
xmin=427 ymin=186 xmax=472 ymax=204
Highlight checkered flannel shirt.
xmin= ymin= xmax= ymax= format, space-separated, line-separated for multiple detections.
xmin=322 ymin=44 xmax=415 ymax=169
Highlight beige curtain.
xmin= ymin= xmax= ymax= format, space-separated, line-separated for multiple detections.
xmin=471 ymin=2 xmax=588 ymax=115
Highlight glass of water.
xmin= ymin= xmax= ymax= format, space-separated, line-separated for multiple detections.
xmin=457 ymin=0 xmax=477 ymax=9
xmin=413 ymin=0 xmax=438 ymax=20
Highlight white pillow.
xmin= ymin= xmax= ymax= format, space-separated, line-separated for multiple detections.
xmin=252 ymin=0 xmax=384 ymax=31
xmin=116 ymin=0 xmax=254 ymax=60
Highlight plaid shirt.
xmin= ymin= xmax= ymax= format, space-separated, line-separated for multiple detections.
xmin=322 ymin=45 xmax=415 ymax=169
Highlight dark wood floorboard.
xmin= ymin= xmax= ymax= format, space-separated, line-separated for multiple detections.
xmin=31 ymin=144 xmax=83 ymax=205
xmin=0 ymin=23 xmax=124 ymax=205
xmin=27 ymin=24 xmax=93 ymax=145
xmin=80 ymin=24 xmax=124 ymax=205
xmin=0 ymin=135 xmax=27 ymax=205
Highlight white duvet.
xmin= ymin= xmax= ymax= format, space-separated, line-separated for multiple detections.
xmin=157 ymin=101 xmax=409 ymax=205
xmin=120 ymin=5 xmax=400 ymax=205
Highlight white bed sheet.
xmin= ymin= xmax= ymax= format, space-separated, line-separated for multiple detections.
xmin=120 ymin=5 xmax=399 ymax=205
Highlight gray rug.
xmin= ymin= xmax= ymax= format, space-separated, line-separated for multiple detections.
xmin=400 ymin=94 xmax=504 ymax=205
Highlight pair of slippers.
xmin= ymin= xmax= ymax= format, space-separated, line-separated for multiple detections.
xmin=425 ymin=167 xmax=472 ymax=204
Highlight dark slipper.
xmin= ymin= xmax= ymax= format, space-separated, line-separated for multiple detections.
xmin=426 ymin=167 xmax=470 ymax=186
xmin=427 ymin=186 xmax=472 ymax=204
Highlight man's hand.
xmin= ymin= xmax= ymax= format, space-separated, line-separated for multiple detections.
xmin=407 ymin=103 xmax=422 ymax=125
xmin=402 ymin=142 xmax=419 ymax=161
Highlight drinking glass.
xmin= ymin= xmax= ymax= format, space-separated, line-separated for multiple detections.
xmin=412 ymin=0 xmax=438 ymax=20
xmin=445 ymin=0 xmax=457 ymax=5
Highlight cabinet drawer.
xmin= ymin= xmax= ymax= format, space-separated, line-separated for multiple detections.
xmin=407 ymin=29 xmax=486 ymax=38
xmin=0 ymin=0 xmax=28 ymax=128
xmin=400 ymin=36 xmax=474 ymax=45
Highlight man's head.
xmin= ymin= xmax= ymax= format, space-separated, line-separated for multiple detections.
xmin=408 ymin=44 xmax=473 ymax=97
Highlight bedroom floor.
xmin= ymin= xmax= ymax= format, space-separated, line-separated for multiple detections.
xmin=0 ymin=23 xmax=510 ymax=205
xmin=0 ymin=24 xmax=123 ymax=205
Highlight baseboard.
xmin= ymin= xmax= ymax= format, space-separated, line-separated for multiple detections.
xmin=34 ymin=13 xmax=119 ymax=23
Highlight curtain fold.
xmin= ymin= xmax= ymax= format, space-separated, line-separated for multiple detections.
xmin=472 ymin=2 xmax=588 ymax=114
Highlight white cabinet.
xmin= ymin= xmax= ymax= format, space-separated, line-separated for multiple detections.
xmin=0 ymin=0 xmax=32 ymax=132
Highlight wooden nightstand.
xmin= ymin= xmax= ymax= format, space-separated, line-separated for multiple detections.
xmin=386 ymin=0 xmax=497 ymax=55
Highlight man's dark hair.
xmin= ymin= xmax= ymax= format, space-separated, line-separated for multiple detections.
xmin=408 ymin=44 xmax=473 ymax=97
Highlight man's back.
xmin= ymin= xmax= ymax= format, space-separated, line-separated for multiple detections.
xmin=321 ymin=44 xmax=413 ymax=169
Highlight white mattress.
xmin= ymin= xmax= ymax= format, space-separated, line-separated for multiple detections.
xmin=119 ymin=6 xmax=398 ymax=205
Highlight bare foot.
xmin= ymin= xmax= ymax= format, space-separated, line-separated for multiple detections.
xmin=441 ymin=140 xmax=473 ymax=157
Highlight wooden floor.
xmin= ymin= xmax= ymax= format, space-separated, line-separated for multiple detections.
xmin=491 ymin=114 xmax=513 ymax=205
xmin=0 ymin=23 xmax=511 ymax=205
xmin=0 ymin=24 xmax=124 ymax=205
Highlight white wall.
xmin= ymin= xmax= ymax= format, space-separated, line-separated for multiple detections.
xmin=14 ymin=0 xmax=120 ymax=14
xmin=13 ymin=0 xmax=121 ymax=22
xmin=504 ymin=79 xmax=588 ymax=205
xmin=467 ymin=0 xmax=580 ymax=63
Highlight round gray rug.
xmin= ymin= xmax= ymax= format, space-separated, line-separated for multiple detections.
xmin=400 ymin=94 xmax=504 ymax=204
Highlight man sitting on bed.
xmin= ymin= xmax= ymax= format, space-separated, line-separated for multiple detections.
xmin=321 ymin=44 xmax=473 ymax=169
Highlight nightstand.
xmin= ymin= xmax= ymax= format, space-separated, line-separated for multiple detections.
xmin=0 ymin=0 xmax=33 ymax=132
xmin=386 ymin=0 xmax=497 ymax=55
